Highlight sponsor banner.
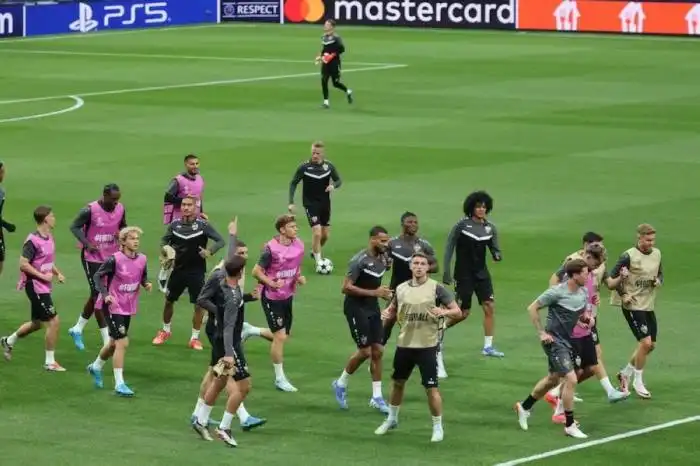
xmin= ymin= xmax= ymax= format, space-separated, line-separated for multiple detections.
xmin=221 ymin=0 xmax=282 ymax=22
xmin=0 ymin=5 xmax=24 ymax=38
xmin=298 ymin=0 xmax=517 ymax=29
xmin=25 ymin=0 xmax=217 ymax=36
xmin=519 ymin=0 xmax=700 ymax=36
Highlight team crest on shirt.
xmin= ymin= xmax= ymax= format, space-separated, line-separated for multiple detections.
xmin=322 ymin=163 xmax=328 ymax=170
xmin=192 ymin=223 xmax=199 ymax=230
xmin=485 ymin=225 xmax=492 ymax=234
xmin=413 ymin=243 xmax=422 ymax=253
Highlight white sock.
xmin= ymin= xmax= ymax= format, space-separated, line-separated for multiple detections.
xmin=45 ymin=350 xmax=55 ymax=365
xmin=75 ymin=316 xmax=89 ymax=333
xmin=162 ymin=323 xmax=171 ymax=333
xmin=114 ymin=368 xmax=125 ymax=386
xmin=554 ymin=399 xmax=564 ymax=415
xmin=633 ymin=369 xmax=644 ymax=386
xmin=372 ymin=381 xmax=382 ymax=399
xmin=347 ymin=89 xmax=353 ymax=95
xmin=388 ymin=404 xmax=400 ymax=422
xmin=600 ymin=376 xmax=616 ymax=395
xmin=337 ymin=370 xmax=350 ymax=388
xmin=191 ymin=329 xmax=200 ymax=341
xmin=432 ymin=415 xmax=442 ymax=428
xmin=193 ymin=397 xmax=205 ymax=417
xmin=313 ymin=252 xmax=322 ymax=262
xmin=196 ymin=403 xmax=213 ymax=426
xmin=323 ymin=99 xmax=329 ymax=105
xmin=236 ymin=403 xmax=250 ymax=423
xmin=244 ymin=323 xmax=261 ymax=337
xmin=220 ymin=411 xmax=235 ymax=430
xmin=273 ymin=363 xmax=285 ymax=381
xmin=7 ymin=332 xmax=18 ymax=346
xmin=99 ymin=327 xmax=110 ymax=346
xmin=484 ymin=336 xmax=494 ymax=348
xmin=92 ymin=357 xmax=106 ymax=370
xmin=550 ymin=383 xmax=562 ymax=398
xmin=622 ymin=363 xmax=635 ymax=378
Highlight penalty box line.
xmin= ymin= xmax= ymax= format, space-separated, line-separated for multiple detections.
xmin=0 ymin=64 xmax=408 ymax=105
xmin=494 ymin=415 xmax=700 ymax=466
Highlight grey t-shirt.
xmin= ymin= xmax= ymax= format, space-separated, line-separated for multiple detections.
xmin=536 ymin=283 xmax=588 ymax=347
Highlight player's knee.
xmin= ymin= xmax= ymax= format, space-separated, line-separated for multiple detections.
xmin=273 ymin=330 xmax=288 ymax=342
xmin=358 ymin=346 xmax=372 ymax=359
xmin=648 ymin=341 xmax=656 ymax=353
xmin=370 ymin=346 xmax=384 ymax=360
xmin=311 ymin=226 xmax=322 ymax=237
xmin=482 ymin=301 xmax=495 ymax=315
xmin=393 ymin=379 xmax=406 ymax=389
xmin=639 ymin=338 xmax=653 ymax=352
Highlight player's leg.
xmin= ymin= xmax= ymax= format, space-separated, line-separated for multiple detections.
xmin=439 ymin=280 xmax=473 ymax=378
xmin=618 ymin=310 xmax=654 ymax=397
xmin=1 ymin=318 xmax=41 ymax=361
xmin=217 ymin=348 xmax=263 ymax=444
xmin=368 ymin=314 xmax=389 ymax=413
xmin=418 ymin=347 xmax=444 ymax=442
xmin=304 ymin=204 xmax=324 ymax=264
xmin=187 ymin=272 xmax=206 ymax=350
xmin=375 ymin=347 xmax=414 ymax=435
xmin=560 ymin=367 xmax=587 ymax=438
xmin=154 ymin=270 xmax=186 ymax=344
xmin=321 ymin=65 xmax=331 ymax=108
xmin=264 ymin=297 xmax=296 ymax=391
xmin=330 ymin=63 xmax=353 ymax=104
xmin=319 ymin=203 xmax=331 ymax=249
xmin=42 ymin=301 xmax=64 ymax=372
xmin=214 ymin=377 xmax=245 ymax=447
xmin=241 ymin=321 xmax=273 ymax=342
xmin=111 ymin=316 xmax=133 ymax=396
xmin=69 ymin=258 xmax=106 ymax=350
xmin=476 ymin=277 xmax=503 ymax=357
xmin=0 ymin=234 xmax=5 ymax=276
xmin=333 ymin=307 xmax=373 ymax=408
xmin=581 ymin=333 xmax=629 ymax=402
xmin=191 ymin=333 xmax=223 ymax=425
xmin=193 ymin=367 xmax=230 ymax=441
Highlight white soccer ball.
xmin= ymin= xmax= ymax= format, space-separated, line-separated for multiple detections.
xmin=315 ymin=258 xmax=334 ymax=275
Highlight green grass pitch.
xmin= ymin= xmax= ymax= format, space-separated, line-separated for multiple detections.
xmin=1 ymin=23 xmax=699 ymax=466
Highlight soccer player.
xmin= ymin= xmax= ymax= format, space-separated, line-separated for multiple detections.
xmin=252 ymin=214 xmax=306 ymax=392
xmin=153 ymin=195 xmax=225 ymax=349
xmin=67 ymin=184 xmax=126 ymax=351
xmin=163 ymin=154 xmax=206 ymax=224
xmin=442 ymin=191 xmax=503 ymax=357
xmin=382 ymin=212 xmax=442 ymax=374
xmin=1 ymin=206 xmax=66 ymax=370
xmin=315 ymin=19 xmax=353 ymax=109
xmin=192 ymin=256 xmax=260 ymax=447
xmin=0 ymin=161 xmax=17 ymax=276
xmin=375 ymin=252 xmax=461 ymax=442
xmin=610 ymin=223 xmax=662 ymax=399
xmin=332 ymin=226 xmax=392 ymax=413
xmin=86 ymin=226 xmax=151 ymax=396
xmin=288 ymin=141 xmax=341 ymax=266
xmin=513 ymin=259 xmax=590 ymax=439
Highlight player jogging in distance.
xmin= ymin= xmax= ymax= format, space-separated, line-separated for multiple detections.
xmin=86 ymin=227 xmax=151 ymax=396
xmin=514 ymin=259 xmax=591 ymax=439
xmin=193 ymin=256 xmax=261 ymax=447
xmin=609 ymin=223 xmax=663 ymax=399
xmin=545 ymin=245 xmax=629 ymax=424
xmin=376 ymin=252 xmax=461 ymax=442
xmin=332 ymin=226 xmax=392 ymax=414
xmin=288 ymin=141 xmax=341 ymax=267
xmin=153 ymin=195 xmax=225 ymax=349
xmin=316 ymin=19 xmax=353 ymax=109
xmin=442 ymin=190 xmax=503 ymax=357
xmin=191 ymin=217 xmax=266 ymax=432
xmin=251 ymin=214 xmax=306 ymax=392
xmin=163 ymin=154 xmax=206 ymax=224
xmin=0 ymin=161 xmax=17 ymax=277
xmin=68 ymin=184 xmax=127 ymax=351
xmin=2 ymin=206 xmax=66 ymax=370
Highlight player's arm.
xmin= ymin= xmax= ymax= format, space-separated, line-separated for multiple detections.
xmin=163 ymin=178 xmax=183 ymax=205
xmin=93 ymin=256 xmax=117 ymax=297
xmin=441 ymin=221 xmax=460 ymax=284
xmin=196 ymin=272 xmax=221 ymax=314
xmin=606 ymin=252 xmax=631 ymax=293
xmin=655 ymin=261 xmax=663 ymax=286
xmin=69 ymin=206 xmax=92 ymax=247
xmin=252 ymin=246 xmax=276 ymax=287
xmin=435 ymin=285 xmax=462 ymax=319
xmin=341 ymin=258 xmax=380 ymax=297
xmin=336 ymin=35 xmax=346 ymax=55
xmin=160 ymin=223 xmax=175 ymax=247
xmin=549 ymin=264 xmax=566 ymax=287
xmin=222 ymin=291 xmax=241 ymax=357
xmin=203 ymin=222 xmax=225 ymax=255
xmin=382 ymin=296 xmax=398 ymax=322
xmin=487 ymin=223 xmax=502 ymax=261
xmin=19 ymin=241 xmax=48 ymax=281
xmin=119 ymin=210 xmax=127 ymax=229
xmin=423 ymin=241 xmax=439 ymax=274
xmin=329 ymin=163 xmax=342 ymax=190
xmin=288 ymin=164 xmax=305 ymax=205
xmin=141 ymin=262 xmax=150 ymax=288
xmin=527 ymin=287 xmax=558 ymax=336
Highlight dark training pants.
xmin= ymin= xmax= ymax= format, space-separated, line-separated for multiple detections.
xmin=321 ymin=61 xmax=347 ymax=99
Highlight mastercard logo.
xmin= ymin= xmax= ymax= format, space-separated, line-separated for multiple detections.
xmin=284 ymin=0 xmax=325 ymax=23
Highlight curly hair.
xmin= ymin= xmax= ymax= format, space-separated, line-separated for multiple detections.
xmin=463 ymin=190 xmax=494 ymax=216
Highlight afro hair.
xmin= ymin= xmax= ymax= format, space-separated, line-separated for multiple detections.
xmin=463 ymin=190 xmax=494 ymax=216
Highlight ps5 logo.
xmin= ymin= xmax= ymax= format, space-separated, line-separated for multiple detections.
xmin=69 ymin=2 xmax=168 ymax=33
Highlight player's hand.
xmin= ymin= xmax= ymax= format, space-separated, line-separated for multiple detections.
xmin=228 ymin=216 xmax=238 ymax=236
xmin=198 ymin=247 xmax=212 ymax=258
xmin=380 ymin=308 xmax=392 ymax=320
xmin=199 ymin=212 xmax=209 ymax=221
xmin=222 ymin=356 xmax=234 ymax=368
xmin=492 ymin=252 xmax=502 ymax=262
xmin=539 ymin=331 xmax=554 ymax=344
xmin=622 ymin=294 xmax=634 ymax=306
xmin=314 ymin=55 xmax=322 ymax=65
xmin=4 ymin=223 xmax=15 ymax=233
xmin=591 ymin=294 xmax=600 ymax=306
xmin=144 ymin=282 xmax=153 ymax=292
xmin=588 ymin=317 xmax=596 ymax=328
xmin=375 ymin=285 xmax=393 ymax=300
xmin=325 ymin=184 xmax=335 ymax=193
xmin=105 ymin=295 xmax=115 ymax=304
xmin=56 ymin=273 xmax=66 ymax=284
xmin=251 ymin=288 xmax=261 ymax=300
xmin=429 ymin=307 xmax=449 ymax=317
xmin=87 ymin=243 xmax=98 ymax=252
xmin=269 ymin=278 xmax=284 ymax=289
xmin=288 ymin=204 xmax=295 ymax=213
xmin=619 ymin=266 xmax=630 ymax=279
xmin=296 ymin=275 xmax=307 ymax=286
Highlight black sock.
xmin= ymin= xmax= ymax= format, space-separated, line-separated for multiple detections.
xmin=333 ymin=80 xmax=348 ymax=92
xmin=565 ymin=410 xmax=575 ymax=427
xmin=521 ymin=395 xmax=537 ymax=411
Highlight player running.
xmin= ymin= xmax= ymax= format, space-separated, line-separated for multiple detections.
xmin=2 ymin=206 xmax=66 ymax=370
xmin=0 ymin=161 xmax=17 ymax=277
xmin=610 ymin=224 xmax=663 ymax=399
xmin=332 ymin=226 xmax=392 ymax=413
xmin=163 ymin=154 xmax=206 ymax=224
xmin=251 ymin=214 xmax=306 ymax=392
xmin=376 ymin=252 xmax=461 ymax=442
xmin=86 ymin=227 xmax=151 ymax=396
xmin=514 ymin=259 xmax=591 ymax=439
xmin=288 ymin=141 xmax=341 ymax=267
xmin=67 ymin=184 xmax=126 ymax=351
xmin=316 ymin=19 xmax=353 ymax=109
xmin=153 ymin=195 xmax=224 ymax=349
xmin=443 ymin=191 xmax=503 ymax=357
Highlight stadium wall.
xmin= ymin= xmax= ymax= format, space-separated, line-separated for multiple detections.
xmin=221 ymin=0 xmax=700 ymax=38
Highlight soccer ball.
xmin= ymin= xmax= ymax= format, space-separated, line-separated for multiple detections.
xmin=315 ymin=258 xmax=334 ymax=275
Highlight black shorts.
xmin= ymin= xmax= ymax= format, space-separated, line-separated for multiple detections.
xmin=622 ymin=309 xmax=657 ymax=342
xmin=262 ymin=295 xmax=293 ymax=334
xmin=0 ymin=233 xmax=5 ymax=262
xmin=210 ymin=338 xmax=250 ymax=382
xmin=25 ymin=281 xmax=56 ymax=322
xmin=591 ymin=324 xmax=601 ymax=345
xmin=392 ymin=346 xmax=439 ymax=388
xmin=304 ymin=202 xmax=331 ymax=228
xmin=455 ymin=276 xmax=494 ymax=310
xmin=542 ymin=341 xmax=575 ymax=375
xmin=344 ymin=304 xmax=383 ymax=349
xmin=166 ymin=268 xmax=205 ymax=304
xmin=80 ymin=252 xmax=102 ymax=297
xmin=105 ymin=312 xmax=132 ymax=341
xmin=321 ymin=60 xmax=341 ymax=80
xmin=572 ymin=334 xmax=598 ymax=369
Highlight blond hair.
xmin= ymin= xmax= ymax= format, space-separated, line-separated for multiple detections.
xmin=637 ymin=223 xmax=656 ymax=236
xmin=119 ymin=226 xmax=143 ymax=244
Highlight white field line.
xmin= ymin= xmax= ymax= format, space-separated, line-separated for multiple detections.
xmin=494 ymin=415 xmax=700 ymax=466
xmin=0 ymin=48 xmax=403 ymax=67
xmin=0 ymin=64 xmax=408 ymax=105
xmin=0 ymin=96 xmax=84 ymax=123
